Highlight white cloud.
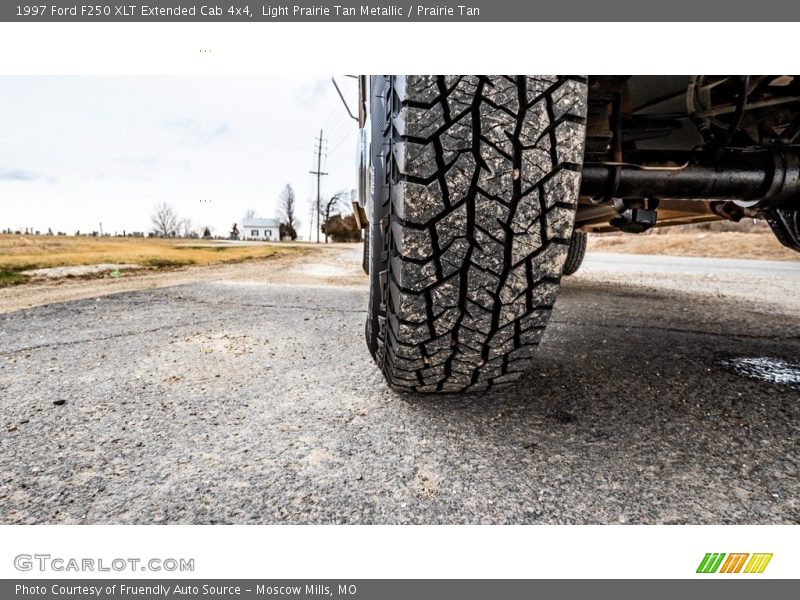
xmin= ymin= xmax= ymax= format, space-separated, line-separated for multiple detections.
xmin=0 ymin=167 xmax=56 ymax=184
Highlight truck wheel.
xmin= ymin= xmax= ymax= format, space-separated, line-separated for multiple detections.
xmin=366 ymin=76 xmax=588 ymax=393
xmin=562 ymin=231 xmax=587 ymax=276
xmin=362 ymin=227 xmax=370 ymax=275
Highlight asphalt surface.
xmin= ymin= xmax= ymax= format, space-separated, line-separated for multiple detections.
xmin=1 ymin=252 xmax=799 ymax=524
xmin=584 ymin=252 xmax=800 ymax=277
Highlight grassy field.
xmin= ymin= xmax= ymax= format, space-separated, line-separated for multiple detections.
xmin=2 ymin=229 xmax=796 ymax=288
xmin=588 ymin=231 xmax=799 ymax=261
xmin=0 ymin=235 xmax=304 ymax=286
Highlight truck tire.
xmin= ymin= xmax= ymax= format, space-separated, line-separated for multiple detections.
xmin=562 ymin=230 xmax=587 ymax=276
xmin=362 ymin=227 xmax=370 ymax=275
xmin=366 ymin=76 xmax=588 ymax=393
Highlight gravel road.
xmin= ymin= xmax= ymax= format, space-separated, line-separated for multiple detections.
xmin=1 ymin=249 xmax=798 ymax=524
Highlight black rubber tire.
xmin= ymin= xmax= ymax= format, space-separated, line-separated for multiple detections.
xmin=362 ymin=227 xmax=370 ymax=275
xmin=562 ymin=231 xmax=588 ymax=276
xmin=366 ymin=76 xmax=588 ymax=393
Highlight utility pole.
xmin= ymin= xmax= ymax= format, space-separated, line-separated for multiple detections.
xmin=309 ymin=130 xmax=328 ymax=243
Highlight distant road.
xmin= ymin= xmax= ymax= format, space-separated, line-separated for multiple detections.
xmin=576 ymin=252 xmax=800 ymax=312
xmin=583 ymin=252 xmax=800 ymax=279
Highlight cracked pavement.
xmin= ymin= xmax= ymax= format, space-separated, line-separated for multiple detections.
xmin=0 ymin=250 xmax=799 ymax=524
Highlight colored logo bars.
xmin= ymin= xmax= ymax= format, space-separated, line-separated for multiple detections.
xmin=696 ymin=553 xmax=773 ymax=574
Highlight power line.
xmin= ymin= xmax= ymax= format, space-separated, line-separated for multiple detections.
xmin=325 ymin=115 xmax=350 ymax=142
xmin=328 ymin=129 xmax=355 ymax=156
xmin=319 ymin=107 xmax=338 ymax=132
xmin=309 ymin=129 xmax=328 ymax=244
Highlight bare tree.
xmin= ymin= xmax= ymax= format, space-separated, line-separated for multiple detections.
xmin=151 ymin=202 xmax=179 ymax=237
xmin=277 ymin=184 xmax=299 ymax=240
xmin=179 ymin=217 xmax=194 ymax=238
xmin=323 ymin=191 xmax=348 ymax=243
xmin=243 ymin=208 xmax=257 ymax=221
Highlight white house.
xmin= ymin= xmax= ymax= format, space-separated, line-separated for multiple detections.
xmin=241 ymin=218 xmax=280 ymax=241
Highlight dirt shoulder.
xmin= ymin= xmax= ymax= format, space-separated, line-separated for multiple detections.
xmin=0 ymin=243 xmax=366 ymax=314
xmin=588 ymin=231 xmax=799 ymax=262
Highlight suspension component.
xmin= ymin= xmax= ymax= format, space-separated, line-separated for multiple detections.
xmin=580 ymin=149 xmax=800 ymax=209
xmin=765 ymin=206 xmax=800 ymax=252
xmin=609 ymin=199 xmax=659 ymax=233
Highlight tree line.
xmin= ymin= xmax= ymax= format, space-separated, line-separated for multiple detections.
xmin=150 ymin=183 xmax=361 ymax=242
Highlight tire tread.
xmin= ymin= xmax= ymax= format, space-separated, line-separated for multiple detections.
xmin=372 ymin=75 xmax=587 ymax=393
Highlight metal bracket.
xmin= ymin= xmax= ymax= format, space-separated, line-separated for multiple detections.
xmin=331 ymin=76 xmax=359 ymax=122
xmin=765 ymin=206 xmax=800 ymax=253
xmin=609 ymin=198 xmax=658 ymax=233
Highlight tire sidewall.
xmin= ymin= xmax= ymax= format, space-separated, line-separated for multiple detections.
xmin=365 ymin=76 xmax=390 ymax=357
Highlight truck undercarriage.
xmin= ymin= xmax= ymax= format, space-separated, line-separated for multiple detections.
xmin=577 ymin=76 xmax=800 ymax=251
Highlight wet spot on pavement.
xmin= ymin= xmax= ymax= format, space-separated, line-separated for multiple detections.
xmin=722 ymin=356 xmax=800 ymax=389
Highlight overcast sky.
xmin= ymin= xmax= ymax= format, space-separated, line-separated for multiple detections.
xmin=0 ymin=76 xmax=358 ymax=238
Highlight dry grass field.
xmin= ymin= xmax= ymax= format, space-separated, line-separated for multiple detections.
xmin=588 ymin=231 xmax=799 ymax=262
xmin=0 ymin=235 xmax=306 ymax=286
xmin=1 ymin=228 xmax=797 ymax=288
